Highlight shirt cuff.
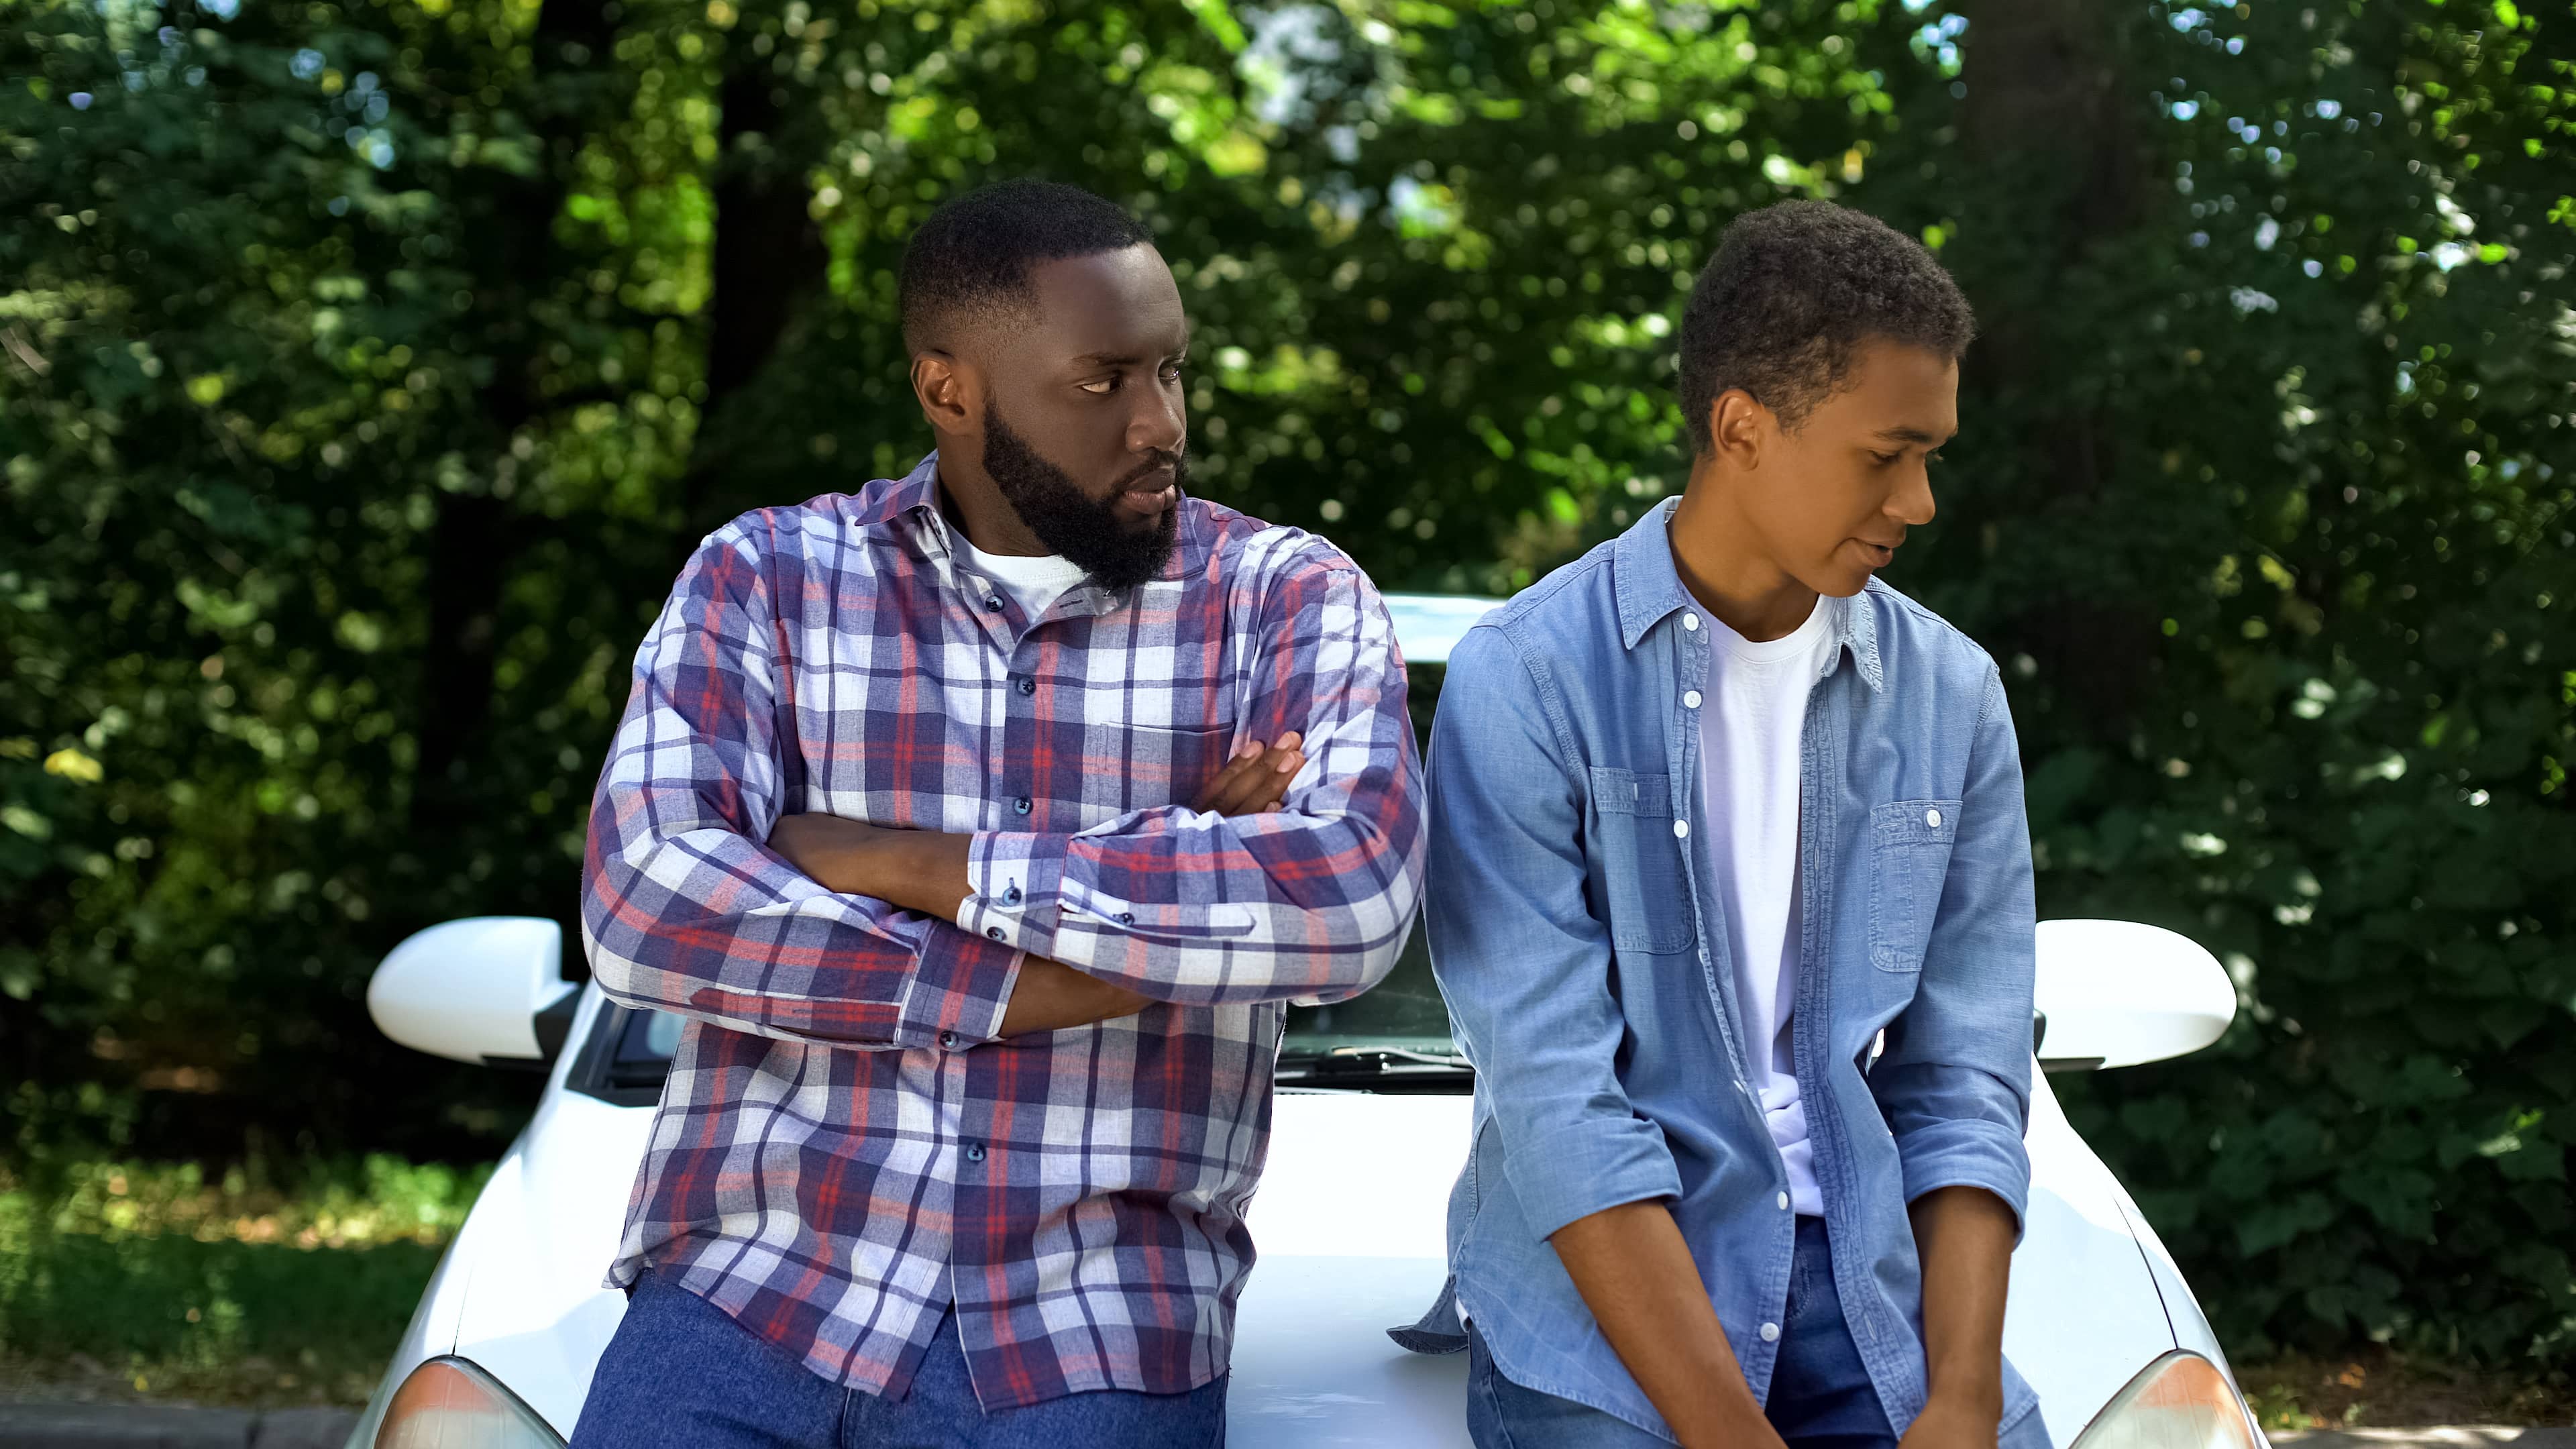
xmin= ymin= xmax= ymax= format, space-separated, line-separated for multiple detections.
xmin=1505 ymin=1115 xmax=1683 ymax=1242
xmin=1895 ymin=1118 xmax=2033 ymax=1243
xmin=959 ymin=830 xmax=1071 ymax=959
xmin=892 ymin=924 xmax=1023 ymax=1052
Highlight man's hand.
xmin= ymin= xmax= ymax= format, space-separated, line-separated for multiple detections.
xmin=1192 ymin=733 xmax=1303 ymax=816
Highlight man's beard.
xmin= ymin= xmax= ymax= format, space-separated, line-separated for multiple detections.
xmin=981 ymin=405 xmax=1184 ymax=592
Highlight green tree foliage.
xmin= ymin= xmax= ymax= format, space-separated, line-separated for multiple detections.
xmin=3 ymin=0 xmax=2570 ymax=1366
xmin=1889 ymin=1 xmax=2576 ymax=1366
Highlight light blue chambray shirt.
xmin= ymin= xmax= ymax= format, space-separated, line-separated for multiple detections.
xmin=1398 ymin=500 xmax=2044 ymax=1445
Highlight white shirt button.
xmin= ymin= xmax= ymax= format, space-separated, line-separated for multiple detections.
xmin=1777 ymin=1191 xmax=1790 ymax=1211
xmin=1925 ymin=807 xmax=1944 ymax=829
xmin=1682 ymin=612 xmax=1701 ymax=632
xmin=1672 ymin=819 xmax=1690 ymax=840
xmin=1682 ymin=690 xmax=1703 ymax=709
xmin=1760 ymin=1322 xmax=1781 ymax=1342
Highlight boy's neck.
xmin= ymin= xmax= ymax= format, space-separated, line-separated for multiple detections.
xmin=1668 ymin=462 xmax=1823 ymax=643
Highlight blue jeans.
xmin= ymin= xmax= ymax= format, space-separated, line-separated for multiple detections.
xmin=1467 ymin=1218 xmax=1895 ymax=1449
xmin=570 ymin=1270 xmax=1228 ymax=1449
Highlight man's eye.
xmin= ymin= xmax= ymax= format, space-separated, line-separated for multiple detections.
xmin=1927 ymin=451 xmax=1945 ymax=464
xmin=1869 ymin=451 xmax=1899 ymax=466
xmin=1078 ymin=377 xmax=1119 ymax=396
xmin=1161 ymin=362 xmax=1186 ymax=384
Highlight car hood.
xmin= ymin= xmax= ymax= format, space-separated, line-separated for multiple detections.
xmin=431 ymin=1057 xmax=2175 ymax=1447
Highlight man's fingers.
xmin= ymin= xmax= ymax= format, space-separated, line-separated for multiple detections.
xmin=1191 ymin=740 xmax=1266 ymax=814
xmin=1189 ymin=735 xmax=1303 ymax=816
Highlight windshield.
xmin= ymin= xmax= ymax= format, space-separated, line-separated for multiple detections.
xmin=575 ymin=662 xmax=1464 ymax=1097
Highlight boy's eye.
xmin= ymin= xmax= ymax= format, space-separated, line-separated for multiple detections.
xmin=1927 ymin=451 xmax=1945 ymax=464
xmin=1869 ymin=451 xmax=1899 ymax=466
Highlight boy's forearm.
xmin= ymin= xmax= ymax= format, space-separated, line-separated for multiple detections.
xmin=1909 ymin=1185 xmax=2015 ymax=1417
xmin=1550 ymin=1201 xmax=1786 ymax=1449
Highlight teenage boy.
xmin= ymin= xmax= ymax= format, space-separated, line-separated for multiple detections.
xmin=1405 ymin=199 xmax=2046 ymax=1449
xmin=571 ymin=179 xmax=1423 ymax=1448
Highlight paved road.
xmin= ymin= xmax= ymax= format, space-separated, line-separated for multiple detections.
xmin=0 ymin=1403 xmax=357 ymax=1449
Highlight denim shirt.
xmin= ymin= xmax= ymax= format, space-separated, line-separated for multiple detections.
xmin=1398 ymin=500 xmax=2042 ymax=1444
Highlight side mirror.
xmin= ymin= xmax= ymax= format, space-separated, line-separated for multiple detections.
xmin=2033 ymin=919 xmax=2235 ymax=1071
xmin=369 ymin=916 xmax=579 ymax=1069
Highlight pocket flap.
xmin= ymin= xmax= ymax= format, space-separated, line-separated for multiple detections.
xmin=1589 ymin=767 xmax=1675 ymax=817
xmin=1872 ymin=798 xmax=1962 ymax=847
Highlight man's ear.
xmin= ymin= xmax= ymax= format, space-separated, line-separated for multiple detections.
xmin=1709 ymin=388 xmax=1770 ymax=472
xmin=910 ymin=351 xmax=977 ymax=437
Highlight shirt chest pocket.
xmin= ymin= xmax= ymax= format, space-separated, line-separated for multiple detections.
xmin=1868 ymin=798 xmax=1962 ymax=972
xmin=1587 ymin=767 xmax=1695 ymax=956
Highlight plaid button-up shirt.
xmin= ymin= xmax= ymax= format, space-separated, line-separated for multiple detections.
xmin=579 ymin=453 xmax=1424 ymax=1408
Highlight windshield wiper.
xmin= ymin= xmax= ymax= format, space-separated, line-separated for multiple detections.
xmin=1275 ymin=1044 xmax=1475 ymax=1087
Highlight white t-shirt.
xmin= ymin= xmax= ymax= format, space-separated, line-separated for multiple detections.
xmin=1699 ymin=597 xmax=1837 ymax=1218
xmin=955 ymin=533 xmax=1089 ymax=623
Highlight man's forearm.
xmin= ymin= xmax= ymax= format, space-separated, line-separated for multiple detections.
xmin=995 ymin=957 xmax=1151 ymax=1036
xmin=785 ymin=822 xmax=974 ymax=920
xmin=1550 ymin=1201 xmax=1785 ymax=1449
xmin=776 ymin=818 xmax=1147 ymax=1037
xmin=1909 ymin=1185 xmax=2014 ymax=1418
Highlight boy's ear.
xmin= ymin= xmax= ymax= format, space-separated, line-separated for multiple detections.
xmin=1709 ymin=388 xmax=1770 ymax=472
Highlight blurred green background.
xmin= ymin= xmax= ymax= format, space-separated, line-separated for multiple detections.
xmin=3 ymin=0 xmax=2572 ymax=1414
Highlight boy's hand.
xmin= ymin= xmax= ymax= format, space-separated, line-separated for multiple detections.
xmin=1896 ymin=1392 xmax=2003 ymax=1449
xmin=1192 ymin=733 xmax=1304 ymax=815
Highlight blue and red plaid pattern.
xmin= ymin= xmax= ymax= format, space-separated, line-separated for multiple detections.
xmin=579 ymin=453 xmax=1424 ymax=1408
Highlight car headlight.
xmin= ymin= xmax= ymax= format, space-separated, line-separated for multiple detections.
xmin=375 ymin=1355 xmax=566 ymax=1448
xmin=2072 ymin=1350 xmax=2263 ymax=1449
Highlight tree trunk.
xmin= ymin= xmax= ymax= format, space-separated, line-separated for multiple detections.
xmin=1955 ymin=0 xmax=2152 ymax=734
xmin=412 ymin=0 xmax=622 ymax=830
xmin=680 ymin=44 xmax=830 ymax=530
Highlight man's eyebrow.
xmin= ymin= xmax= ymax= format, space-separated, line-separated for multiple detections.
xmin=1873 ymin=425 xmax=1955 ymax=445
xmin=1069 ymin=329 xmax=1191 ymax=368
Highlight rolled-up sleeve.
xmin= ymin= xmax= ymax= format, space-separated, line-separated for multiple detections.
xmin=1870 ymin=666 xmax=2038 ymax=1237
xmin=1426 ymin=625 xmax=1681 ymax=1242
xmin=581 ymin=523 xmax=1021 ymax=1051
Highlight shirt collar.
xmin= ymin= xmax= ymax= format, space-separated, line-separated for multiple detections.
xmin=1611 ymin=496 xmax=1885 ymax=691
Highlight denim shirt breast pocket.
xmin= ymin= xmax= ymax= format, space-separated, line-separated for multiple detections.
xmin=1587 ymin=766 xmax=1695 ymax=955
xmin=1868 ymin=798 xmax=1962 ymax=972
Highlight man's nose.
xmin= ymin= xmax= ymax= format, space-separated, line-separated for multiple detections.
xmin=1128 ymin=378 xmax=1185 ymax=457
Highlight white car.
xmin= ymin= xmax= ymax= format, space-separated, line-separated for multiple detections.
xmin=349 ymin=594 xmax=2269 ymax=1449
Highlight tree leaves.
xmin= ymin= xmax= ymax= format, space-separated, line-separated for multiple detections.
xmin=2 ymin=0 xmax=2571 ymax=1367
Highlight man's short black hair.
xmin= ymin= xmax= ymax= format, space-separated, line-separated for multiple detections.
xmin=1676 ymin=199 xmax=1974 ymax=452
xmin=899 ymin=179 xmax=1157 ymax=352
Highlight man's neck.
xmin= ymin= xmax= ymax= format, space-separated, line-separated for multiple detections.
xmin=1668 ymin=467 xmax=1821 ymax=643
xmin=933 ymin=452 xmax=1049 ymax=557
